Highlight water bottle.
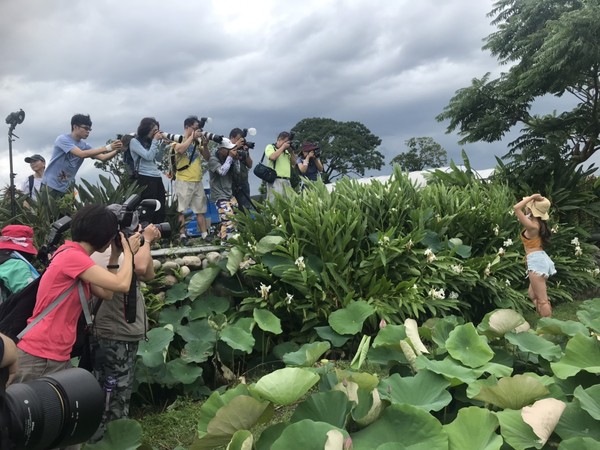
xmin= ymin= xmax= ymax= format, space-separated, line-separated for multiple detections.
xmin=103 ymin=375 xmax=117 ymax=413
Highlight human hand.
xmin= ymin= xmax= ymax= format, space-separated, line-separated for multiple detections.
xmin=142 ymin=224 xmax=161 ymax=244
xmin=229 ymin=148 xmax=238 ymax=158
xmin=153 ymin=130 xmax=163 ymax=141
xmin=112 ymin=140 xmax=124 ymax=151
xmin=530 ymin=193 xmax=544 ymax=201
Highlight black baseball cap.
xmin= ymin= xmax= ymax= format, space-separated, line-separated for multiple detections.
xmin=25 ymin=154 xmax=45 ymax=163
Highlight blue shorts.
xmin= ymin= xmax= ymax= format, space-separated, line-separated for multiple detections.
xmin=526 ymin=251 xmax=556 ymax=278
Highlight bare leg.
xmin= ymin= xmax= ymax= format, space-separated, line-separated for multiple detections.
xmin=529 ymin=272 xmax=552 ymax=317
xmin=528 ymin=283 xmax=537 ymax=310
xmin=196 ymin=213 xmax=208 ymax=234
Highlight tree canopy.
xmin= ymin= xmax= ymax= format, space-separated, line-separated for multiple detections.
xmin=390 ymin=137 xmax=447 ymax=172
xmin=436 ymin=0 xmax=600 ymax=164
xmin=291 ymin=117 xmax=383 ymax=182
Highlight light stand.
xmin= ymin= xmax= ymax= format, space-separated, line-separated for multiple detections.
xmin=5 ymin=109 xmax=25 ymax=218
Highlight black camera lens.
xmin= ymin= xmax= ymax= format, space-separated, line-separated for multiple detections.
xmin=5 ymin=368 xmax=103 ymax=449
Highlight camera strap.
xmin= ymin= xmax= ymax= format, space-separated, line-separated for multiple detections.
xmin=176 ymin=142 xmax=199 ymax=172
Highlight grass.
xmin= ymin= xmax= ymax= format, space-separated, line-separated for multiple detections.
xmin=132 ymin=298 xmax=590 ymax=449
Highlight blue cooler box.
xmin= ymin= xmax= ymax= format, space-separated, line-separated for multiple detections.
xmin=184 ymin=188 xmax=219 ymax=237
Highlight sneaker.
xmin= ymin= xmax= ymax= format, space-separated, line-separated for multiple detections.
xmin=179 ymin=234 xmax=189 ymax=246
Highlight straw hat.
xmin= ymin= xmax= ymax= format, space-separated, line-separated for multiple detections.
xmin=526 ymin=198 xmax=551 ymax=220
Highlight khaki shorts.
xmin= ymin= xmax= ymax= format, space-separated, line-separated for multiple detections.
xmin=173 ymin=180 xmax=207 ymax=214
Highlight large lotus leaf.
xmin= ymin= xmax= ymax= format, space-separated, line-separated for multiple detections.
xmin=226 ymin=246 xmax=245 ymax=276
xmin=496 ymin=409 xmax=544 ymax=450
xmin=181 ymin=340 xmax=215 ymax=364
xmin=283 ymin=341 xmax=331 ymax=367
xmin=315 ymin=325 xmax=352 ymax=347
xmin=446 ymin=323 xmax=494 ymax=368
xmin=208 ymin=395 xmax=271 ymax=437
xmin=443 ymin=406 xmax=502 ymax=450
xmin=475 ymin=361 xmax=514 ymax=379
xmin=415 ymin=356 xmax=481 ymax=386
xmin=504 ymin=331 xmax=562 ymax=362
xmin=535 ymin=318 xmax=588 ymax=337
xmin=404 ymin=318 xmax=429 ymax=354
xmin=351 ymin=403 xmax=448 ymax=450
xmin=272 ymin=341 xmax=300 ymax=360
xmin=253 ymin=309 xmax=283 ymax=335
xmin=328 ymin=301 xmax=375 ymax=335
xmin=551 ymin=333 xmax=600 ymax=379
xmin=521 ymin=398 xmax=566 ymax=446
xmin=164 ymin=282 xmax=189 ymax=305
xmin=166 ymin=358 xmax=203 ymax=384
xmin=577 ymin=301 xmax=600 ymax=332
xmin=188 ymin=266 xmax=220 ymax=299
xmin=558 ymin=437 xmax=600 ymax=449
xmin=431 ymin=316 xmax=463 ymax=351
xmin=255 ymin=235 xmax=286 ymax=255
xmin=158 ymin=305 xmax=191 ymax=328
xmin=472 ymin=374 xmax=549 ymax=410
xmin=367 ymin=346 xmax=407 ymax=366
xmin=555 ymin=399 xmax=600 ymax=441
xmin=290 ymin=390 xmax=352 ymax=428
xmin=197 ymin=385 xmax=250 ymax=436
xmin=378 ymin=371 xmax=451 ymax=412
xmin=137 ymin=326 xmax=174 ymax=368
xmin=333 ymin=380 xmax=359 ymax=403
xmin=270 ymin=420 xmax=348 ymax=450
xmin=219 ymin=324 xmax=255 ymax=353
xmin=351 ymin=388 xmax=385 ymax=428
xmin=226 ymin=429 xmax=253 ymax=450
xmin=189 ymin=296 xmax=231 ymax=319
xmin=85 ymin=419 xmax=142 ymax=450
xmin=255 ymin=423 xmax=287 ymax=450
xmin=177 ymin=318 xmax=217 ymax=343
xmin=334 ymin=369 xmax=379 ymax=391
xmin=372 ymin=324 xmax=407 ymax=349
xmin=574 ymin=385 xmax=600 ymax=420
xmin=478 ymin=309 xmax=528 ymax=338
xmin=252 ymin=368 xmax=319 ymax=405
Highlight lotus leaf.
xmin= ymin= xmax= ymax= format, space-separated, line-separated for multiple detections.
xmin=207 ymin=395 xmax=271 ymax=437
xmin=372 ymin=324 xmax=407 ymax=349
xmin=555 ymin=399 xmax=600 ymax=441
xmin=283 ymin=341 xmax=331 ymax=367
xmin=378 ymin=371 xmax=451 ymax=412
xmin=478 ymin=309 xmax=528 ymax=338
xmin=430 ymin=316 xmax=464 ymax=350
xmin=333 ymin=380 xmax=359 ymax=403
xmin=324 ymin=429 xmax=345 ymax=450
xmin=255 ymin=235 xmax=286 ymax=255
xmin=219 ymin=324 xmax=255 ymax=353
xmin=405 ymin=318 xmax=429 ymax=354
xmin=226 ymin=429 xmax=253 ymax=450
xmin=85 ymin=419 xmax=142 ymax=450
xmin=415 ymin=356 xmax=481 ymax=386
xmin=551 ymin=333 xmax=600 ymax=379
xmin=558 ymin=437 xmax=600 ymax=449
xmin=252 ymin=368 xmax=319 ymax=405
xmin=443 ymin=406 xmax=502 ymax=450
xmin=351 ymin=388 xmax=385 ymax=428
xmin=158 ymin=305 xmax=191 ymax=328
xmin=226 ymin=246 xmax=245 ymax=276
xmin=577 ymin=304 xmax=600 ymax=333
xmin=255 ymin=422 xmax=287 ymax=450
xmin=177 ymin=319 xmax=217 ymax=343
xmin=137 ymin=326 xmax=174 ymax=368
xmin=334 ymin=369 xmax=379 ymax=391
xmin=315 ymin=325 xmax=352 ymax=347
xmin=188 ymin=266 xmax=220 ymax=299
xmin=350 ymin=335 xmax=371 ymax=370
xmin=573 ymin=385 xmax=600 ymax=420
xmin=270 ymin=420 xmax=348 ymax=450
xmin=166 ymin=358 xmax=203 ymax=384
xmin=253 ymin=308 xmax=283 ymax=335
xmin=446 ymin=323 xmax=494 ymax=368
xmin=472 ymin=374 xmax=549 ymax=410
xmin=535 ymin=318 xmax=588 ymax=337
xmin=521 ymin=398 xmax=566 ymax=446
xmin=496 ymin=408 xmax=544 ymax=450
xmin=351 ymin=403 xmax=448 ymax=450
xmin=504 ymin=331 xmax=562 ymax=362
xmin=328 ymin=301 xmax=375 ymax=335
xmin=290 ymin=390 xmax=352 ymax=428
xmin=164 ymin=282 xmax=189 ymax=304
xmin=189 ymin=295 xmax=231 ymax=319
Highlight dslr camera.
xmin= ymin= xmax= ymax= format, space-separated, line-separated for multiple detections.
xmin=111 ymin=194 xmax=171 ymax=245
xmin=287 ymin=132 xmax=299 ymax=152
xmin=5 ymin=109 xmax=25 ymax=128
xmin=241 ymin=127 xmax=256 ymax=150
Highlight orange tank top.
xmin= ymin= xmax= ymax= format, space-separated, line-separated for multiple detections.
xmin=520 ymin=230 xmax=543 ymax=252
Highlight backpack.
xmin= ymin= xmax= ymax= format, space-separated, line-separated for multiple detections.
xmin=28 ymin=175 xmax=35 ymax=197
xmin=123 ymin=147 xmax=140 ymax=180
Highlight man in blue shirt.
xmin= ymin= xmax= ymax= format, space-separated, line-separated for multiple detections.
xmin=42 ymin=114 xmax=123 ymax=197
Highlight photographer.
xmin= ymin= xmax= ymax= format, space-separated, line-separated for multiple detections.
xmin=208 ymin=139 xmax=240 ymax=242
xmin=88 ymin=221 xmax=161 ymax=443
xmin=13 ymin=205 xmax=141 ymax=386
xmin=265 ymin=131 xmax=297 ymax=203
xmin=230 ymin=128 xmax=253 ymax=211
xmin=297 ymin=141 xmax=324 ymax=186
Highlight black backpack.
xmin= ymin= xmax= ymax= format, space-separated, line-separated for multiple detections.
xmin=0 ymin=276 xmax=41 ymax=342
xmin=123 ymin=147 xmax=140 ymax=180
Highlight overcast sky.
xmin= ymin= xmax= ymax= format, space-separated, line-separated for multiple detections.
xmin=0 ymin=0 xmax=536 ymax=194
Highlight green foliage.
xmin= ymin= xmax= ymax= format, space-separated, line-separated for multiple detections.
xmin=290 ymin=117 xmax=383 ymax=182
xmin=391 ymin=136 xmax=448 ymax=171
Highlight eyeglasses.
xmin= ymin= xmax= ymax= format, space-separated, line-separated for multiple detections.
xmin=78 ymin=125 xmax=92 ymax=132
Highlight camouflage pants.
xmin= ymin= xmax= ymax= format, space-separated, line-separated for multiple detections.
xmin=89 ymin=337 xmax=139 ymax=443
xmin=215 ymin=198 xmax=238 ymax=240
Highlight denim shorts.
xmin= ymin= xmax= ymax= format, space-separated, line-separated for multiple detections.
xmin=526 ymin=251 xmax=556 ymax=278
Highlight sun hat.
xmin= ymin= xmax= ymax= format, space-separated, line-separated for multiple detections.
xmin=220 ymin=138 xmax=236 ymax=150
xmin=300 ymin=141 xmax=319 ymax=152
xmin=0 ymin=225 xmax=38 ymax=255
xmin=24 ymin=154 xmax=45 ymax=163
xmin=526 ymin=198 xmax=551 ymax=220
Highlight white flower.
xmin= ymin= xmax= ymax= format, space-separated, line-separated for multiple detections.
xmin=390 ymin=207 xmax=398 ymax=213
xmin=449 ymin=291 xmax=459 ymax=299
xmin=498 ymin=247 xmax=505 ymax=256
xmin=508 ymin=209 xmax=515 ymax=216
xmin=259 ymin=283 xmax=271 ymax=300
xmin=230 ymin=233 xmax=240 ymax=241
xmin=470 ymin=206 xmax=476 ymax=211
xmin=412 ymin=284 xmax=418 ymax=290
xmin=575 ymin=246 xmax=583 ymax=257
xmin=436 ymin=214 xmax=442 ymax=222
xmin=424 ymin=248 xmax=437 ymax=263
xmin=571 ymin=237 xmax=580 ymax=246
xmin=505 ymin=279 xmax=511 ymax=286
xmin=405 ymin=239 xmax=413 ymax=250
xmin=503 ymin=238 xmax=513 ymax=247
xmin=379 ymin=236 xmax=391 ymax=246
xmin=551 ymin=224 xmax=559 ymax=234
xmin=450 ymin=264 xmax=463 ymax=274
xmin=239 ymin=258 xmax=256 ymax=270
xmin=493 ymin=225 xmax=499 ymax=236
xmin=295 ymin=256 xmax=306 ymax=271
xmin=429 ymin=288 xmax=446 ymax=299
xmin=594 ymin=268 xmax=600 ymax=276
xmin=285 ymin=293 xmax=294 ymax=304
xmin=484 ymin=263 xmax=492 ymax=277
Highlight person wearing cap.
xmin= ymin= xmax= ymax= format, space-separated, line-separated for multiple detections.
xmin=514 ymin=194 xmax=555 ymax=317
xmin=208 ymin=138 xmax=240 ymax=241
xmin=0 ymin=225 xmax=40 ymax=303
xmin=265 ymin=131 xmax=297 ymax=202
xmin=230 ymin=128 xmax=254 ymax=211
xmin=20 ymin=154 xmax=46 ymax=200
xmin=297 ymin=141 xmax=324 ymax=185
xmin=42 ymin=114 xmax=123 ymax=198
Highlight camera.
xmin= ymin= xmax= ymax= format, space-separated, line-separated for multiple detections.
xmin=241 ymin=128 xmax=256 ymax=149
xmin=1 ymin=367 xmax=103 ymax=449
xmin=111 ymin=194 xmax=171 ymax=244
xmin=163 ymin=131 xmax=224 ymax=145
xmin=287 ymin=132 xmax=299 ymax=151
xmin=5 ymin=110 xmax=25 ymax=128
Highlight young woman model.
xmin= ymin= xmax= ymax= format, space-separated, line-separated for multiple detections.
xmin=14 ymin=204 xmax=141 ymax=383
xmin=513 ymin=193 xmax=555 ymax=317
